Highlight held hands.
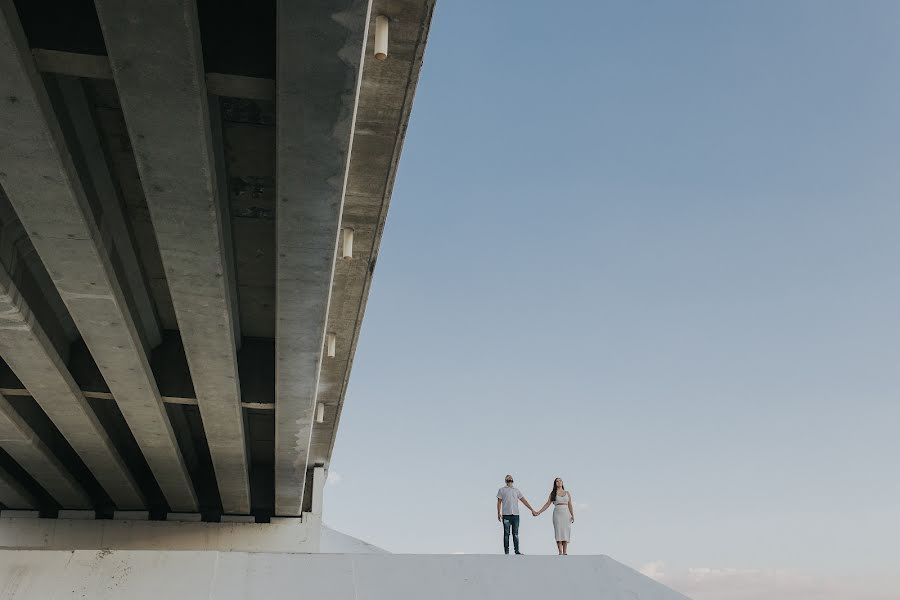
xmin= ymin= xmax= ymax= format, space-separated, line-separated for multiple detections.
xmin=531 ymin=510 xmax=538 ymax=517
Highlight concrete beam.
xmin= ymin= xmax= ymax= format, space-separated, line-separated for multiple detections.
xmin=274 ymin=0 xmax=371 ymax=516
xmin=0 ymin=463 xmax=36 ymax=509
xmin=313 ymin=0 xmax=437 ymax=469
xmin=0 ymin=0 xmax=197 ymax=511
xmin=49 ymin=75 xmax=162 ymax=353
xmin=93 ymin=0 xmax=250 ymax=514
xmin=0 ymin=264 xmax=143 ymax=508
xmin=0 ymin=395 xmax=90 ymax=508
xmin=0 ymin=194 xmax=78 ymax=354
xmin=31 ymin=49 xmax=276 ymax=100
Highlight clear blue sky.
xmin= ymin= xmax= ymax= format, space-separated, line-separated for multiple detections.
xmin=327 ymin=2 xmax=900 ymax=598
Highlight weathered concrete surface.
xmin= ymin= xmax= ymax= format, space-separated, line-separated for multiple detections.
xmin=0 ymin=551 xmax=691 ymax=599
xmin=94 ymin=0 xmax=250 ymax=514
xmin=50 ymin=74 xmax=162 ymax=355
xmin=0 ymin=395 xmax=89 ymax=508
xmin=0 ymin=513 xmax=319 ymax=552
xmin=274 ymin=0 xmax=371 ymax=516
xmin=0 ymin=263 xmax=143 ymax=509
xmin=0 ymin=464 xmax=35 ymax=509
xmin=312 ymin=0 xmax=436 ymax=469
xmin=0 ymin=184 xmax=80 ymax=356
xmin=0 ymin=2 xmax=432 ymax=517
xmin=0 ymin=0 xmax=196 ymax=511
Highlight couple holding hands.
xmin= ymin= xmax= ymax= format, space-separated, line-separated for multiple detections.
xmin=496 ymin=474 xmax=575 ymax=556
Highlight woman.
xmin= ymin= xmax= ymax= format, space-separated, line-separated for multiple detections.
xmin=536 ymin=477 xmax=575 ymax=555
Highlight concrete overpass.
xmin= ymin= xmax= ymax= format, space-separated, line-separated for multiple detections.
xmin=0 ymin=0 xmax=434 ymax=526
xmin=0 ymin=7 xmax=699 ymax=599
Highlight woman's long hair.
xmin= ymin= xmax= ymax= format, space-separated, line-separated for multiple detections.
xmin=549 ymin=477 xmax=564 ymax=502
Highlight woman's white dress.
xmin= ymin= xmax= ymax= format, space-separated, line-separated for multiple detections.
xmin=552 ymin=492 xmax=571 ymax=542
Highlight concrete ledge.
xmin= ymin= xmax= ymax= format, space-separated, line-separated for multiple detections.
xmin=0 ymin=510 xmax=39 ymax=519
xmin=0 ymin=513 xmax=320 ymax=552
xmin=0 ymin=551 xmax=689 ymax=599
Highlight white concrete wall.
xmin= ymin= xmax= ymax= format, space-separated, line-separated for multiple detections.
xmin=0 ymin=550 xmax=691 ymax=599
xmin=0 ymin=513 xmax=321 ymax=553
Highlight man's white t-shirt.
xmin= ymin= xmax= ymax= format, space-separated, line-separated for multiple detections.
xmin=497 ymin=486 xmax=523 ymax=515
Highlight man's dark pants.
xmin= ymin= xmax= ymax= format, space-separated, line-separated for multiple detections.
xmin=502 ymin=514 xmax=520 ymax=554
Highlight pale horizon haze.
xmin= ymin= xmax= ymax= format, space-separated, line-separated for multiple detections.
xmin=325 ymin=2 xmax=900 ymax=599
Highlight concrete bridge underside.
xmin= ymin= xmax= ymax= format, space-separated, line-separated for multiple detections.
xmin=0 ymin=0 xmax=433 ymax=519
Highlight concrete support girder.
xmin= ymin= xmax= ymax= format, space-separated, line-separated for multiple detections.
xmin=313 ymin=0 xmax=437 ymax=470
xmin=93 ymin=0 xmax=250 ymax=514
xmin=0 ymin=394 xmax=90 ymax=508
xmin=31 ymin=49 xmax=277 ymax=101
xmin=0 ymin=263 xmax=143 ymax=508
xmin=0 ymin=0 xmax=197 ymax=511
xmin=0 ymin=463 xmax=35 ymax=509
xmin=49 ymin=75 xmax=162 ymax=355
xmin=274 ymin=0 xmax=371 ymax=516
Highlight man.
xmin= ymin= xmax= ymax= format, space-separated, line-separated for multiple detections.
xmin=496 ymin=474 xmax=537 ymax=555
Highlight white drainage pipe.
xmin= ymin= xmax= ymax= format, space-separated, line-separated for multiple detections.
xmin=342 ymin=227 xmax=354 ymax=260
xmin=375 ymin=15 xmax=389 ymax=61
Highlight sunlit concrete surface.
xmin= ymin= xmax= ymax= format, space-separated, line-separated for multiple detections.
xmin=0 ymin=551 xmax=691 ymax=599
